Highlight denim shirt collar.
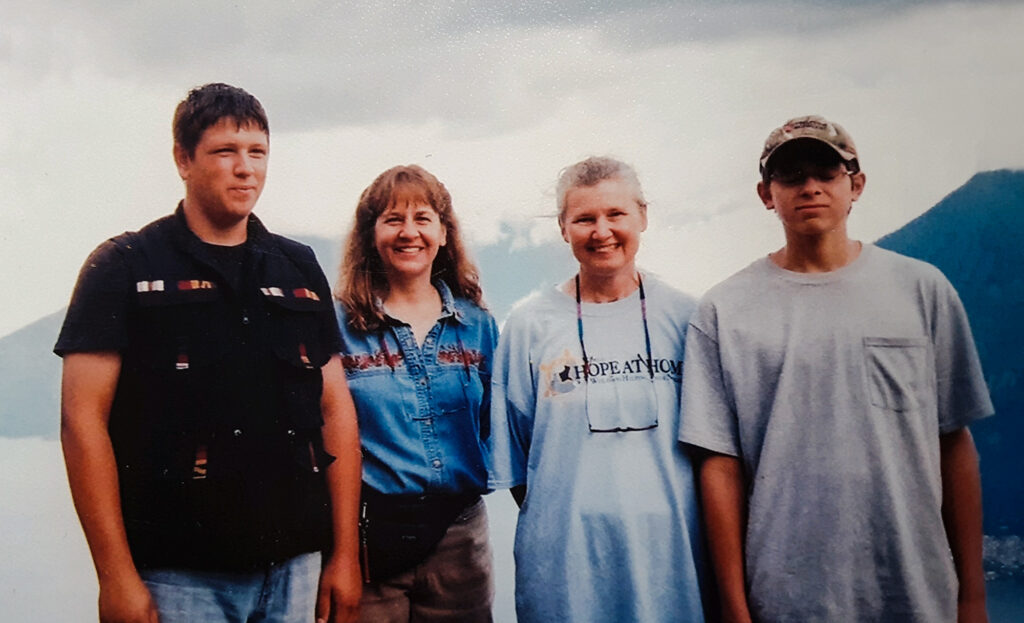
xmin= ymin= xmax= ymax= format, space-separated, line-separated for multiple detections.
xmin=375 ymin=279 xmax=465 ymax=326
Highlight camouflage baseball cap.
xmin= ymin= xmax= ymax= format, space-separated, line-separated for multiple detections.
xmin=759 ymin=115 xmax=858 ymax=175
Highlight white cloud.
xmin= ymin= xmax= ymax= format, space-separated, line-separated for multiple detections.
xmin=2 ymin=2 xmax=1024 ymax=336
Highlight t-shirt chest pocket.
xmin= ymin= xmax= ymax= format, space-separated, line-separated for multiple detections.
xmin=863 ymin=336 xmax=932 ymax=412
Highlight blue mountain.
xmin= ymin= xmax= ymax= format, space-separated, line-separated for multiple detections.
xmin=0 ymin=310 xmax=65 ymax=438
xmin=876 ymin=169 xmax=1024 ymax=536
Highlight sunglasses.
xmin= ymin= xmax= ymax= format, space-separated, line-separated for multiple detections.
xmin=769 ymin=165 xmax=852 ymax=187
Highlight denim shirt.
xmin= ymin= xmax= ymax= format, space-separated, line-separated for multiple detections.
xmin=336 ymin=281 xmax=499 ymax=495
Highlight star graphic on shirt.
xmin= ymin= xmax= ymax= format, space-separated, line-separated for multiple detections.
xmin=540 ymin=349 xmax=583 ymax=397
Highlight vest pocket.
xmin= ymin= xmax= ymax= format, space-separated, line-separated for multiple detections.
xmin=133 ymin=286 xmax=231 ymax=376
xmin=128 ymin=290 xmax=232 ymax=482
xmin=261 ymin=290 xmax=332 ymax=365
xmin=264 ymin=298 xmax=335 ymax=474
xmin=863 ymin=336 xmax=931 ymax=412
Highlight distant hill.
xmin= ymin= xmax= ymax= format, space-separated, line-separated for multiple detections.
xmin=877 ymin=169 xmax=1024 ymax=536
xmin=0 ymin=311 xmax=65 ymax=439
xmin=0 ymin=226 xmax=568 ymax=440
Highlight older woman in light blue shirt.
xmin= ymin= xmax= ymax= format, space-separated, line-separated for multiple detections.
xmin=488 ymin=157 xmax=710 ymax=623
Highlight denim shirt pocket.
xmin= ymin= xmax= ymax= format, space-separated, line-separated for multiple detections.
xmin=347 ymin=363 xmax=420 ymax=428
xmin=429 ymin=363 xmax=484 ymax=418
xmin=863 ymin=336 xmax=932 ymax=412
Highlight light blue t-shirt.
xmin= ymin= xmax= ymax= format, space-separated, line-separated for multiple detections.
xmin=489 ymin=273 xmax=709 ymax=623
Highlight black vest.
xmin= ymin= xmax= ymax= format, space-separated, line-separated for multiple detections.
xmin=109 ymin=208 xmax=336 ymax=570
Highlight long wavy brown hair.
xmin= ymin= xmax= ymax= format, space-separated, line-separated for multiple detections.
xmin=335 ymin=164 xmax=484 ymax=332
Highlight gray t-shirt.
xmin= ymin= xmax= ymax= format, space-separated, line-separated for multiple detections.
xmin=680 ymin=244 xmax=993 ymax=623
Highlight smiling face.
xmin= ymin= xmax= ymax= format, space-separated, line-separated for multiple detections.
xmin=373 ymin=193 xmax=447 ymax=286
xmin=174 ymin=118 xmax=268 ymax=239
xmin=757 ymin=141 xmax=866 ymax=239
xmin=560 ymin=177 xmax=648 ymax=280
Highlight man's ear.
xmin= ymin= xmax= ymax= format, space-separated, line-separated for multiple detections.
xmin=173 ymin=144 xmax=191 ymax=180
xmin=850 ymin=171 xmax=866 ymax=201
xmin=757 ymin=181 xmax=774 ymax=211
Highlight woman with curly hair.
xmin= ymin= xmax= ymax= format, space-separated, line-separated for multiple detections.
xmin=334 ymin=165 xmax=497 ymax=622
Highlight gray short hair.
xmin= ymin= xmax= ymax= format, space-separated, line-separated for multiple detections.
xmin=556 ymin=156 xmax=647 ymax=225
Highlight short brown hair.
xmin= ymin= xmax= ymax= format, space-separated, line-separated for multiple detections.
xmin=172 ymin=83 xmax=268 ymax=158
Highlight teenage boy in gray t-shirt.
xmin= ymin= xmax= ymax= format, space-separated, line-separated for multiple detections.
xmin=680 ymin=115 xmax=993 ymax=623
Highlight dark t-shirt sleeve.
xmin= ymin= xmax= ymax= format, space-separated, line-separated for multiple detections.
xmin=54 ymin=239 xmax=133 ymax=357
xmin=307 ymin=249 xmax=343 ymax=355
xmin=317 ymin=282 xmax=343 ymax=355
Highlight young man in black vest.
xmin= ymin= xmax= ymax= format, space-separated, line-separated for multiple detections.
xmin=56 ymin=83 xmax=362 ymax=623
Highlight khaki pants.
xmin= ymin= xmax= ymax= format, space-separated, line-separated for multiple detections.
xmin=358 ymin=497 xmax=494 ymax=623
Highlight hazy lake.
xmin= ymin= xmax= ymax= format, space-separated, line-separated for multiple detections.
xmin=2 ymin=437 xmax=1020 ymax=622
xmin=0 ymin=437 xmax=519 ymax=621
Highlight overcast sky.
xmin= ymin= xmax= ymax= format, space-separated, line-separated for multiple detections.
xmin=3 ymin=0 xmax=1024 ymax=337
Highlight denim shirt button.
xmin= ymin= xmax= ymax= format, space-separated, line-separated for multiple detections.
xmin=432 ymin=459 xmax=442 ymax=469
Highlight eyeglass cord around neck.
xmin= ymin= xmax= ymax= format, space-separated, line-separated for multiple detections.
xmin=575 ymin=273 xmax=654 ymax=382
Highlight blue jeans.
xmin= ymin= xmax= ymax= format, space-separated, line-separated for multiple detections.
xmin=140 ymin=552 xmax=321 ymax=623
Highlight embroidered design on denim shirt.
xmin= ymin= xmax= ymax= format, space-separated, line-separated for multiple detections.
xmin=341 ymin=350 xmax=404 ymax=371
xmin=438 ymin=345 xmax=484 ymax=367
